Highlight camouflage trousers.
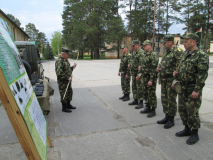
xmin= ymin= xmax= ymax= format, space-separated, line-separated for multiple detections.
xmin=161 ymin=79 xmax=177 ymax=116
xmin=121 ymin=72 xmax=130 ymax=94
xmin=58 ymin=80 xmax=73 ymax=103
xmin=143 ymin=77 xmax=157 ymax=109
xmin=131 ymin=70 xmax=143 ymax=100
xmin=136 ymin=77 xmax=144 ymax=101
xmin=179 ymin=85 xmax=202 ymax=129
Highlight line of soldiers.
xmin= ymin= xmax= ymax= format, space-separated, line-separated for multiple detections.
xmin=118 ymin=33 xmax=209 ymax=145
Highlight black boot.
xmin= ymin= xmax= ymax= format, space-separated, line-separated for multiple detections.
xmin=128 ymin=99 xmax=138 ymax=105
xmin=119 ymin=94 xmax=126 ymax=100
xmin=175 ymin=125 xmax=191 ymax=137
xmin=145 ymin=103 xmax=150 ymax=108
xmin=140 ymin=106 xmax=151 ymax=114
xmin=122 ymin=94 xmax=130 ymax=101
xmin=67 ymin=101 xmax=76 ymax=109
xmin=186 ymin=129 xmax=199 ymax=145
xmin=157 ymin=114 xmax=169 ymax=124
xmin=147 ymin=108 xmax=156 ymax=118
xmin=135 ymin=100 xmax=143 ymax=109
xmin=62 ymin=102 xmax=72 ymax=113
xmin=164 ymin=116 xmax=175 ymax=129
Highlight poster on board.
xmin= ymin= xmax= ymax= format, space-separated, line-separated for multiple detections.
xmin=0 ymin=18 xmax=47 ymax=160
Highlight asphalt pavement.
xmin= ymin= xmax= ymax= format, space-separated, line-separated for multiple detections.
xmin=0 ymin=57 xmax=213 ymax=160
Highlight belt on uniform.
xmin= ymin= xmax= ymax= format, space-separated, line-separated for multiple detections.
xmin=143 ymin=74 xmax=149 ymax=78
xmin=181 ymin=80 xmax=196 ymax=86
xmin=162 ymin=74 xmax=173 ymax=78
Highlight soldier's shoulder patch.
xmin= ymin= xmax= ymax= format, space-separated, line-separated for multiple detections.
xmin=152 ymin=63 xmax=157 ymax=67
xmin=199 ymin=64 xmax=207 ymax=70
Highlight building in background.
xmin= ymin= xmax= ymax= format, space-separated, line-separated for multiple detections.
xmin=0 ymin=9 xmax=29 ymax=41
xmin=210 ymin=41 xmax=213 ymax=53
xmin=105 ymin=34 xmax=184 ymax=58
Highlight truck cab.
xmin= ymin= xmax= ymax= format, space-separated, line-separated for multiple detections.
xmin=15 ymin=41 xmax=44 ymax=80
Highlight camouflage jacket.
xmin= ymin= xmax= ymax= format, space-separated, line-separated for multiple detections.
xmin=128 ymin=48 xmax=144 ymax=76
xmin=139 ymin=50 xmax=159 ymax=82
xmin=119 ymin=53 xmax=131 ymax=73
xmin=159 ymin=46 xmax=184 ymax=81
xmin=178 ymin=48 xmax=209 ymax=93
xmin=55 ymin=57 xmax=73 ymax=81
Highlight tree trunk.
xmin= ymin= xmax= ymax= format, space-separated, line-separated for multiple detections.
xmin=94 ymin=48 xmax=99 ymax=59
xmin=90 ymin=50 xmax=93 ymax=59
xmin=166 ymin=0 xmax=168 ymax=34
xmin=187 ymin=1 xmax=190 ymax=32
xmin=205 ymin=0 xmax=210 ymax=50
xmin=117 ymin=40 xmax=120 ymax=59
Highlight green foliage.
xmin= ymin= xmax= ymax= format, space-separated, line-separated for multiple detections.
xmin=25 ymin=23 xmax=47 ymax=52
xmin=41 ymin=44 xmax=45 ymax=55
xmin=36 ymin=32 xmax=47 ymax=51
xmin=25 ymin=23 xmax=39 ymax=41
xmin=51 ymin=31 xmax=62 ymax=55
xmin=62 ymin=0 xmax=126 ymax=59
xmin=6 ymin=14 xmax=21 ymax=27
xmin=69 ymin=52 xmax=78 ymax=59
xmin=43 ymin=42 xmax=54 ymax=59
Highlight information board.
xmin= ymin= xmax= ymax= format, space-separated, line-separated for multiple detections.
xmin=0 ymin=18 xmax=47 ymax=160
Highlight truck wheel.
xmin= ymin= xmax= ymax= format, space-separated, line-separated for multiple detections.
xmin=22 ymin=60 xmax=32 ymax=80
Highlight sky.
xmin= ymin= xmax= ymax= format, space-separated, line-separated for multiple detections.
xmin=1 ymin=0 xmax=185 ymax=42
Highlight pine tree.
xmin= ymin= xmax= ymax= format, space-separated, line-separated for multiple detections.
xmin=179 ymin=0 xmax=195 ymax=33
xmin=36 ymin=32 xmax=47 ymax=51
xmin=62 ymin=0 xmax=126 ymax=59
xmin=44 ymin=42 xmax=54 ymax=59
xmin=25 ymin=23 xmax=39 ymax=41
xmin=6 ymin=14 xmax=21 ymax=27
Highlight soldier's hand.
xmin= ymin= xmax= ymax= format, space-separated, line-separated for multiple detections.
xmin=156 ymin=68 xmax=161 ymax=72
xmin=138 ymin=66 xmax=142 ymax=71
xmin=128 ymin=64 xmax=131 ymax=68
xmin=73 ymin=63 xmax=77 ymax=68
xmin=148 ymin=81 xmax=153 ymax=86
xmin=118 ymin=72 xmax=120 ymax=76
xmin=173 ymin=71 xmax=179 ymax=77
xmin=68 ymin=77 xmax=72 ymax=81
xmin=171 ymin=84 xmax=175 ymax=89
xmin=125 ymin=75 xmax=129 ymax=79
xmin=136 ymin=76 xmax=139 ymax=81
xmin=191 ymin=91 xmax=199 ymax=99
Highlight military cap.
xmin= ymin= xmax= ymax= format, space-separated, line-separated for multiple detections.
xmin=130 ymin=40 xmax=139 ymax=45
xmin=62 ymin=47 xmax=71 ymax=54
xmin=181 ymin=33 xmax=199 ymax=42
xmin=120 ymin=44 xmax=128 ymax=49
xmin=160 ymin=34 xmax=174 ymax=43
xmin=142 ymin=40 xmax=152 ymax=46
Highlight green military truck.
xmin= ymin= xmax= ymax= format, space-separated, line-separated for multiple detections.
xmin=15 ymin=41 xmax=54 ymax=115
xmin=15 ymin=41 xmax=44 ymax=80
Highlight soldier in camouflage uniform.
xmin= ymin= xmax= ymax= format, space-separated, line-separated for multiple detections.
xmin=173 ymin=33 xmax=209 ymax=145
xmin=118 ymin=44 xmax=131 ymax=101
xmin=139 ymin=40 xmax=159 ymax=118
xmin=156 ymin=35 xmax=184 ymax=129
xmin=127 ymin=40 xmax=145 ymax=108
xmin=55 ymin=47 xmax=77 ymax=113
